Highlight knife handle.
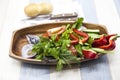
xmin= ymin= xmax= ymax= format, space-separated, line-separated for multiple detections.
xmin=50 ymin=12 xmax=78 ymax=19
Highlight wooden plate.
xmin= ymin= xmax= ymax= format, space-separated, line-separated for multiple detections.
xmin=9 ymin=21 xmax=108 ymax=65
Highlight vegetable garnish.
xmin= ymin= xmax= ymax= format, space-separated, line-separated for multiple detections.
xmin=23 ymin=18 xmax=120 ymax=71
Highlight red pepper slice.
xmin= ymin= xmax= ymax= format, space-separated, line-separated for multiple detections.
xmin=70 ymin=33 xmax=79 ymax=45
xmin=73 ymin=29 xmax=89 ymax=43
xmin=99 ymin=40 xmax=116 ymax=50
xmin=106 ymin=34 xmax=116 ymax=40
xmin=93 ymin=34 xmax=117 ymax=50
xmin=82 ymin=50 xmax=98 ymax=59
xmin=98 ymin=35 xmax=117 ymax=50
xmin=92 ymin=35 xmax=107 ymax=47
xmin=47 ymin=26 xmax=65 ymax=36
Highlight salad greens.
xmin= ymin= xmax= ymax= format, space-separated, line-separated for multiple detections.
xmin=32 ymin=18 xmax=84 ymax=70
xmin=30 ymin=17 xmax=119 ymax=71
xmin=32 ymin=32 xmax=77 ymax=71
xmin=72 ymin=18 xmax=84 ymax=29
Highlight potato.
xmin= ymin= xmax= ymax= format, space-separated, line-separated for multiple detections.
xmin=38 ymin=2 xmax=53 ymax=15
xmin=24 ymin=2 xmax=53 ymax=17
xmin=24 ymin=3 xmax=41 ymax=17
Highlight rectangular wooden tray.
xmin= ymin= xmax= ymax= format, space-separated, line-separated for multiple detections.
xmin=9 ymin=21 xmax=108 ymax=65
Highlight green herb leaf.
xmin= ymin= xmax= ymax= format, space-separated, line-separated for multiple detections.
xmin=72 ymin=17 xmax=84 ymax=29
xmin=75 ymin=44 xmax=82 ymax=56
xmin=87 ymin=37 xmax=94 ymax=44
xmin=57 ymin=59 xmax=65 ymax=71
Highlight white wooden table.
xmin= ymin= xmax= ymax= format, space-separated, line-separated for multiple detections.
xmin=0 ymin=0 xmax=120 ymax=80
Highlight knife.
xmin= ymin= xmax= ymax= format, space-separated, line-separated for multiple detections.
xmin=22 ymin=12 xmax=78 ymax=21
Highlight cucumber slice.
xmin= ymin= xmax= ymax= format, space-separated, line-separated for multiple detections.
xmin=83 ymin=29 xmax=100 ymax=33
xmin=91 ymin=48 xmax=113 ymax=54
xmin=88 ymin=33 xmax=100 ymax=39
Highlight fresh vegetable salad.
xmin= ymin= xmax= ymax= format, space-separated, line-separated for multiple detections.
xmin=22 ymin=18 xmax=120 ymax=70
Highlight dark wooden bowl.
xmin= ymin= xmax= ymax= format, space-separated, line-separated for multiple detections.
xmin=9 ymin=21 xmax=108 ymax=65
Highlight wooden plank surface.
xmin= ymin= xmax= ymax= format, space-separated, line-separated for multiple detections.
xmin=0 ymin=0 xmax=28 ymax=80
xmin=94 ymin=0 xmax=120 ymax=80
xmin=0 ymin=0 xmax=120 ymax=80
xmin=0 ymin=0 xmax=9 ymax=38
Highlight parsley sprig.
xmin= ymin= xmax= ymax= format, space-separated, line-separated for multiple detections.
xmin=32 ymin=26 xmax=78 ymax=71
xmin=32 ymin=18 xmax=84 ymax=70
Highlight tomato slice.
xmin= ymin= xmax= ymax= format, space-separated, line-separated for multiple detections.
xmin=47 ymin=26 xmax=66 ymax=36
xmin=82 ymin=50 xmax=98 ymax=59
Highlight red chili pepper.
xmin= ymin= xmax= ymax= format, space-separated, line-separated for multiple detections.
xmin=82 ymin=50 xmax=98 ymax=59
xmin=92 ymin=34 xmax=118 ymax=50
xmin=92 ymin=35 xmax=107 ymax=47
xmin=70 ymin=33 xmax=79 ymax=45
xmin=106 ymin=34 xmax=116 ymax=40
xmin=73 ymin=29 xmax=89 ymax=43
xmin=98 ymin=35 xmax=117 ymax=50
xmin=98 ymin=40 xmax=116 ymax=50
